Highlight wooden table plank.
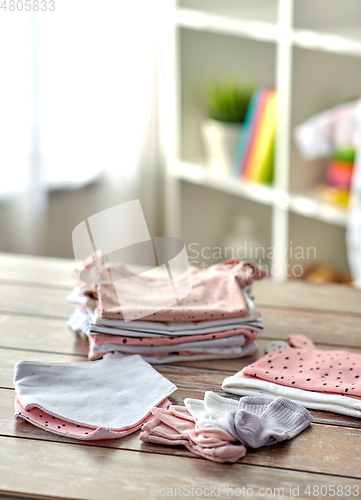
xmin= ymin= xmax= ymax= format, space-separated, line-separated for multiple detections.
xmin=0 ymin=253 xmax=74 ymax=288
xmin=259 ymin=307 xmax=361 ymax=347
xmin=0 ymin=286 xmax=74 ymax=319
xmin=2 ymin=435 xmax=360 ymax=500
xmin=253 ymin=280 xmax=361 ymax=315
xmin=0 ymin=437 xmax=361 ymax=500
xmin=0 ymin=315 xmax=89 ymax=356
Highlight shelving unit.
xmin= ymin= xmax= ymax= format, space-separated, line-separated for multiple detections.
xmin=171 ymin=161 xmax=348 ymax=227
xmin=158 ymin=0 xmax=361 ymax=279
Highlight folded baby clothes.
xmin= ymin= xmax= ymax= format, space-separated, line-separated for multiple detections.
xmin=67 ymin=256 xmax=265 ymax=364
xmin=89 ymin=330 xmax=257 ymax=347
xmin=87 ymin=336 xmax=258 ymax=364
xmin=222 ymin=334 xmax=361 ymax=417
xmin=14 ymin=355 xmax=177 ymax=439
xmin=224 ymin=396 xmax=313 ymax=448
xmin=73 ymin=256 xmax=266 ymax=322
xmin=139 ymin=404 xmax=247 ymax=463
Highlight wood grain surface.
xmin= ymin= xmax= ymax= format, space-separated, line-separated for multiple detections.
xmin=0 ymin=253 xmax=360 ymax=499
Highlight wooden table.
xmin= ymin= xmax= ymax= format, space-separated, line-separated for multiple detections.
xmin=0 ymin=253 xmax=361 ymax=499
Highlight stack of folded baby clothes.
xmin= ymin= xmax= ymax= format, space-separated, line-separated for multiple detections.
xmin=139 ymin=391 xmax=313 ymax=463
xmin=222 ymin=334 xmax=361 ymax=418
xmin=67 ymin=255 xmax=266 ymax=364
xmin=14 ymin=353 xmax=176 ymax=440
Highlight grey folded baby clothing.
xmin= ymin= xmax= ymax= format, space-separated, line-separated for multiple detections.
xmin=224 ymin=396 xmax=313 ymax=448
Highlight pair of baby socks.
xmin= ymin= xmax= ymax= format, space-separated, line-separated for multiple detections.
xmin=139 ymin=405 xmax=246 ymax=463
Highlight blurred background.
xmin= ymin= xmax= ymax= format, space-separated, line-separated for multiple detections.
xmin=0 ymin=0 xmax=360 ymax=284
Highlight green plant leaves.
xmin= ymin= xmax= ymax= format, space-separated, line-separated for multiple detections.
xmin=206 ymin=81 xmax=255 ymax=123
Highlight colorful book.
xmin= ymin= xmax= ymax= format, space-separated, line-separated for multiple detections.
xmin=257 ymin=132 xmax=275 ymax=184
xmin=236 ymin=89 xmax=270 ymax=178
xmin=241 ymin=89 xmax=272 ymax=180
xmin=247 ymin=90 xmax=276 ymax=183
xmin=233 ymin=89 xmax=262 ymax=177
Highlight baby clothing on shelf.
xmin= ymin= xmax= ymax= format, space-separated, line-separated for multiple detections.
xmin=67 ymin=257 xmax=265 ymax=363
xmin=222 ymin=334 xmax=361 ymax=417
xmin=140 ymin=391 xmax=312 ymax=462
xmin=14 ymin=354 xmax=177 ymax=440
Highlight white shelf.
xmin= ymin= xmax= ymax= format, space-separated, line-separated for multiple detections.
xmin=178 ymin=0 xmax=278 ymax=24
xmin=172 ymin=160 xmax=275 ymax=206
xmin=288 ymin=191 xmax=347 ymax=227
xmin=176 ymin=8 xmax=278 ymax=43
xmin=173 ymin=161 xmax=348 ymax=227
xmin=176 ymin=7 xmax=361 ymax=56
xmin=293 ymin=28 xmax=361 ymax=57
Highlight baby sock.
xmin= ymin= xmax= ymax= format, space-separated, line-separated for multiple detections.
xmin=140 ymin=412 xmax=246 ymax=463
xmin=184 ymin=392 xmax=238 ymax=434
xmin=224 ymin=396 xmax=313 ymax=448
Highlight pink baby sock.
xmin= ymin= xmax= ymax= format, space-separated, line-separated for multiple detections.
xmin=140 ymin=406 xmax=246 ymax=463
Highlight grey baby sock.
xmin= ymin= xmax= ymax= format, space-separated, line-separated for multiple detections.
xmin=224 ymin=396 xmax=313 ymax=448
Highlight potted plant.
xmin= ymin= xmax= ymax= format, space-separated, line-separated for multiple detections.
xmin=202 ymin=81 xmax=255 ymax=177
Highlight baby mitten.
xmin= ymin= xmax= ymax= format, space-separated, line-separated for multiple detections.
xmin=224 ymin=396 xmax=313 ymax=448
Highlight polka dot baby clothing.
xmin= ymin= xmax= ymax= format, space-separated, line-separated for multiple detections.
xmin=242 ymin=335 xmax=361 ymax=399
xmin=14 ymin=355 xmax=177 ymax=438
xmin=222 ymin=335 xmax=361 ymax=417
xmin=73 ymin=256 xmax=266 ymax=322
xmin=14 ymin=395 xmax=171 ymax=440
xmin=87 ymin=335 xmax=258 ymax=364
xmin=69 ymin=256 xmax=265 ymax=364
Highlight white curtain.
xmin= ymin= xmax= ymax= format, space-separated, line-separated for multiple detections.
xmin=0 ymin=0 xmax=162 ymax=254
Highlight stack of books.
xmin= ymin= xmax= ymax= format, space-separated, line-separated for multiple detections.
xmin=233 ymin=88 xmax=276 ymax=185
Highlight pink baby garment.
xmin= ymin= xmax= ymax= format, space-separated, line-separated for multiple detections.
xmin=140 ymin=405 xmax=246 ymax=463
xmin=87 ymin=336 xmax=258 ymax=363
xmin=90 ymin=327 xmax=258 ymax=347
xmin=241 ymin=335 xmax=361 ymax=399
xmin=73 ymin=256 xmax=266 ymax=322
xmin=15 ymin=396 xmax=171 ymax=440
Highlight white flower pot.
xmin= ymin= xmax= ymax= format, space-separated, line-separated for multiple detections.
xmin=201 ymin=119 xmax=243 ymax=177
